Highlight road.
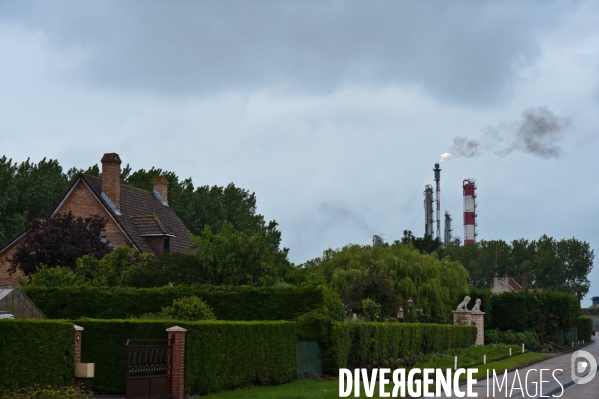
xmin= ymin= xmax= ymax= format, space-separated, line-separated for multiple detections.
xmin=434 ymin=318 xmax=599 ymax=398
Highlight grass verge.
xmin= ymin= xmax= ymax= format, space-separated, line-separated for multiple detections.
xmin=202 ymin=351 xmax=550 ymax=398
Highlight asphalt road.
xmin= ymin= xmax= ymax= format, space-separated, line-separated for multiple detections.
xmin=433 ymin=318 xmax=599 ymax=398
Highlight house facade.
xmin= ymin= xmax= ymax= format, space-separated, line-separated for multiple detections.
xmin=490 ymin=273 xmax=528 ymax=294
xmin=0 ymin=153 xmax=194 ymax=286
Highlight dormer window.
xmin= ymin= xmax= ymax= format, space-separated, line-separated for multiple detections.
xmin=163 ymin=237 xmax=170 ymax=253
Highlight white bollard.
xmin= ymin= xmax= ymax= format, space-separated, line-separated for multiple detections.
xmin=484 ymin=354 xmax=486 ymax=364
xmin=454 ymin=356 xmax=458 ymax=370
xmin=572 ymin=342 xmax=574 ymax=348
xmin=522 ymin=343 xmax=525 ymax=354
xmin=509 ymin=348 xmax=512 ymax=357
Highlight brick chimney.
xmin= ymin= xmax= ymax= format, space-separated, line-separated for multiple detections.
xmin=521 ymin=274 xmax=528 ymax=290
xmin=101 ymin=153 xmax=121 ymax=210
xmin=153 ymin=175 xmax=168 ymax=205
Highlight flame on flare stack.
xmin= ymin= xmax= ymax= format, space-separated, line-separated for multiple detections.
xmin=439 ymin=152 xmax=451 ymax=162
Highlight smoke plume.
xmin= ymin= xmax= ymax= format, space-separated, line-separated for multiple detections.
xmin=447 ymin=107 xmax=570 ymax=159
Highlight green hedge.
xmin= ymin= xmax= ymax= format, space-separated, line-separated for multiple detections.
xmin=23 ymin=285 xmax=331 ymax=320
xmin=75 ymin=319 xmax=296 ymax=395
xmin=0 ymin=320 xmax=74 ymax=390
xmin=325 ymin=322 xmax=476 ymax=373
xmin=577 ymin=317 xmax=593 ymax=342
xmin=489 ymin=291 xmax=579 ymax=333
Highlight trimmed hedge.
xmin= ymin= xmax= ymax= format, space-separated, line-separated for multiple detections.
xmin=488 ymin=291 xmax=579 ymax=333
xmin=577 ymin=317 xmax=593 ymax=342
xmin=24 ymin=285 xmax=331 ymax=320
xmin=0 ymin=320 xmax=74 ymax=390
xmin=75 ymin=319 xmax=296 ymax=395
xmin=325 ymin=322 xmax=476 ymax=373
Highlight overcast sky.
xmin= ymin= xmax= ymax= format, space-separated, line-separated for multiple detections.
xmin=1 ymin=1 xmax=598 ymax=305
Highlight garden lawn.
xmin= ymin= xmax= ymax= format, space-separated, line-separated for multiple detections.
xmin=202 ymin=352 xmax=549 ymax=398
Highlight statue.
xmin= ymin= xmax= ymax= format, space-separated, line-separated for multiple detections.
xmin=456 ymin=296 xmax=471 ymax=311
xmin=472 ymin=298 xmax=481 ymax=311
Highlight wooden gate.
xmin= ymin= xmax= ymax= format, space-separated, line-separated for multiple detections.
xmin=126 ymin=338 xmax=173 ymax=399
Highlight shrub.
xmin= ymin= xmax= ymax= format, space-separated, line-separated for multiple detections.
xmin=23 ymin=265 xmax=86 ymax=288
xmin=488 ymin=291 xmax=579 ymax=336
xmin=23 ymin=285 xmax=330 ymax=320
xmin=577 ymin=317 xmax=593 ymax=342
xmin=485 ymin=329 xmax=539 ymax=345
xmin=361 ymin=299 xmax=381 ymax=322
xmin=0 ymin=320 xmax=74 ymax=390
xmin=74 ymin=319 xmax=296 ymax=395
xmin=0 ymin=385 xmax=92 ymax=399
xmin=325 ymin=322 xmax=476 ymax=373
xmin=142 ymin=297 xmax=216 ymax=321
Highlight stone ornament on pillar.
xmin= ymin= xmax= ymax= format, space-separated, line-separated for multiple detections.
xmin=167 ymin=326 xmax=187 ymax=399
xmin=452 ymin=297 xmax=485 ymax=346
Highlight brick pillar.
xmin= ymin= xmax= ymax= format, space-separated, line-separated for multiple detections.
xmin=167 ymin=326 xmax=187 ymax=399
xmin=471 ymin=311 xmax=485 ymax=346
xmin=74 ymin=325 xmax=84 ymax=392
xmin=453 ymin=310 xmax=472 ymax=327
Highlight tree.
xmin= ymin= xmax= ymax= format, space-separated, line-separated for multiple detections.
xmin=441 ymin=235 xmax=594 ymax=305
xmin=8 ymin=211 xmax=112 ymax=276
xmin=399 ymin=230 xmax=442 ymax=255
xmin=0 ymin=156 xmax=70 ymax=244
xmin=305 ymin=242 xmax=470 ymax=319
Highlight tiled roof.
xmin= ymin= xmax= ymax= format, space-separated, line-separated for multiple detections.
xmin=80 ymin=175 xmax=194 ymax=254
xmin=131 ymin=215 xmax=176 ymax=237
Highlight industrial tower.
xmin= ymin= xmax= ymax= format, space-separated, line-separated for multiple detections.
xmin=434 ymin=163 xmax=441 ymax=240
xmin=424 ymin=185 xmax=434 ymax=237
xmin=463 ymin=179 xmax=477 ymax=244
xmin=444 ymin=211 xmax=452 ymax=244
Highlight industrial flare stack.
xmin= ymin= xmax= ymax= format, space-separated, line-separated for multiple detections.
xmin=422 ymin=162 xmax=477 ymax=245
xmin=433 ymin=163 xmax=441 ymax=239
xmin=463 ymin=179 xmax=477 ymax=244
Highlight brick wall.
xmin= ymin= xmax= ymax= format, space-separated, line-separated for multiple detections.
xmin=143 ymin=236 xmax=164 ymax=254
xmin=0 ymin=180 xmax=131 ymax=286
xmin=0 ymin=242 xmax=24 ymax=286
xmin=58 ymin=181 xmax=129 ymax=246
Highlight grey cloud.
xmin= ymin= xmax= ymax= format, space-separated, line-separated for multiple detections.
xmin=1 ymin=0 xmax=568 ymax=105
xmin=451 ymin=137 xmax=481 ymax=158
xmin=448 ymin=107 xmax=570 ymax=159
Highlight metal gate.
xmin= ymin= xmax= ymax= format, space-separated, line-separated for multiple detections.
xmin=126 ymin=338 xmax=173 ymax=399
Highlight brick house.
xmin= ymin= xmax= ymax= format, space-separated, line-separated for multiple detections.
xmin=0 ymin=153 xmax=194 ymax=286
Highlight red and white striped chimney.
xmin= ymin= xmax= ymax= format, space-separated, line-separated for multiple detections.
xmin=463 ymin=179 xmax=476 ymax=244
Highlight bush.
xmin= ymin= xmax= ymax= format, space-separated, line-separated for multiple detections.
xmin=577 ymin=317 xmax=593 ymax=342
xmin=485 ymin=328 xmax=538 ymax=345
xmin=0 ymin=320 xmax=74 ymax=390
xmin=488 ymin=291 xmax=579 ymax=336
xmin=361 ymin=299 xmax=381 ymax=322
xmin=75 ymin=319 xmax=296 ymax=395
xmin=0 ymin=385 xmax=91 ymax=399
xmin=23 ymin=285 xmax=331 ymax=320
xmin=142 ymin=297 xmax=216 ymax=321
xmin=324 ymin=322 xmax=476 ymax=373
xmin=23 ymin=265 xmax=86 ymax=288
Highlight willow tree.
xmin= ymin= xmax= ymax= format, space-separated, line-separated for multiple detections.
xmin=306 ymin=243 xmax=469 ymax=319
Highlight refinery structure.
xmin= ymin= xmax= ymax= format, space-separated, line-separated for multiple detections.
xmin=422 ymin=162 xmax=477 ymax=245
